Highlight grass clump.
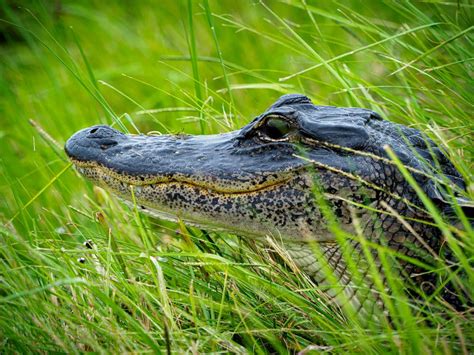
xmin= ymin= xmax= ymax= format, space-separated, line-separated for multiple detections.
xmin=0 ymin=1 xmax=472 ymax=353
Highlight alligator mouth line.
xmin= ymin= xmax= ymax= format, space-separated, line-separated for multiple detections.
xmin=70 ymin=159 xmax=295 ymax=196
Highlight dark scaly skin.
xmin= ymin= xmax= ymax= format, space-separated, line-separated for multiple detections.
xmin=65 ymin=94 xmax=470 ymax=317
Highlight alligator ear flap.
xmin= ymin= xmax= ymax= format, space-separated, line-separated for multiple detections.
xmin=300 ymin=121 xmax=370 ymax=149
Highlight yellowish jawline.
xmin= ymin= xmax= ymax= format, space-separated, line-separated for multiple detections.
xmin=71 ymin=159 xmax=296 ymax=195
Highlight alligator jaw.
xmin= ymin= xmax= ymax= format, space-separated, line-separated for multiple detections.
xmin=68 ymin=157 xmax=326 ymax=242
xmin=70 ymin=158 xmax=295 ymax=195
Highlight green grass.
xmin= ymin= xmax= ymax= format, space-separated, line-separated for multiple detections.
xmin=1 ymin=0 xmax=473 ymax=352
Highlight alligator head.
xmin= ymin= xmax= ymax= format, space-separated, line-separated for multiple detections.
xmin=65 ymin=94 xmax=470 ymax=315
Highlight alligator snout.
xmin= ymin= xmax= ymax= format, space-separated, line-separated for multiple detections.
xmin=65 ymin=125 xmax=126 ymax=162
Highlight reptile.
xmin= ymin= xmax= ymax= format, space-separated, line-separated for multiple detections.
xmin=65 ymin=94 xmax=471 ymax=318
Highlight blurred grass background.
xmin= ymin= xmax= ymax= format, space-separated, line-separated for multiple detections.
xmin=0 ymin=0 xmax=473 ymax=353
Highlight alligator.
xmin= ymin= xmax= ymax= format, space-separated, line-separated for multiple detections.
xmin=65 ymin=94 xmax=471 ymax=318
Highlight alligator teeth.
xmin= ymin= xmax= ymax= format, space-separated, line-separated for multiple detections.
xmin=77 ymin=167 xmax=85 ymax=174
xmin=135 ymin=186 xmax=143 ymax=194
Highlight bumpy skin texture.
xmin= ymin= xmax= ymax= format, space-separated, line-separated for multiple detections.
xmin=65 ymin=94 xmax=469 ymax=316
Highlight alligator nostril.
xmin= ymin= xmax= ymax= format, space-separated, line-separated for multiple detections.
xmin=90 ymin=128 xmax=98 ymax=134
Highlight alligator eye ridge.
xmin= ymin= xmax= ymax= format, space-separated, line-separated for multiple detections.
xmin=259 ymin=116 xmax=294 ymax=141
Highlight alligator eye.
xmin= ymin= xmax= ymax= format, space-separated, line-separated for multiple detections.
xmin=260 ymin=117 xmax=292 ymax=141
